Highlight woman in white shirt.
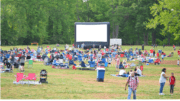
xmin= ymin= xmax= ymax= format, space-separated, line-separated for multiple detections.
xmin=119 ymin=68 xmax=126 ymax=76
xmin=159 ymin=68 xmax=169 ymax=95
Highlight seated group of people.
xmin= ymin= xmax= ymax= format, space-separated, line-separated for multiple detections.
xmin=117 ymin=66 xmax=142 ymax=77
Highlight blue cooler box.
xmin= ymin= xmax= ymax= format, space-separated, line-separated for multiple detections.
xmin=97 ymin=68 xmax=105 ymax=82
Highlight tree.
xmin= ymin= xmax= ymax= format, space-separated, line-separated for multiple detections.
xmin=146 ymin=0 xmax=180 ymax=40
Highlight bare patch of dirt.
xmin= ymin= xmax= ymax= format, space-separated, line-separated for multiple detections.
xmin=161 ymin=60 xmax=177 ymax=65
xmin=48 ymin=73 xmax=85 ymax=77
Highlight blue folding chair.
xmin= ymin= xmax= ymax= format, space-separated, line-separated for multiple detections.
xmin=101 ymin=58 xmax=106 ymax=63
xmin=104 ymin=62 xmax=108 ymax=67
xmin=69 ymin=60 xmax=74 ymax=66
xmin=148 ymin=59 xmax=154 ymax=63
xmin=78 ymin=55 xmax=82 ymax=62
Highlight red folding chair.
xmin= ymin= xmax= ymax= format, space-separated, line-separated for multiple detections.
xmin=25 ymin=73 xmax=37 ymax=85
xmin=14 ymin=73 xmax=26 ymax=84
xmin=120 ymin=54 xmax=124 ymax=57
xmin=72 ymin=65 xmax=77 ymax=70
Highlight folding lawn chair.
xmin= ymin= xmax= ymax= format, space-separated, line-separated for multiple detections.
xmin=14 ymin=73 xmax=26 ymax=85
xmin=104 ymin=62 xmax=108 ymax=67
xmin=28 ymin=60 xmax=33 ymax=68
xmin=148 ymin=59 xmax=154 ymax=63
xmin=25 ymin=73 xmax=37 ymax=85
xmin=52 ymin=60 xmax=57 ymax=66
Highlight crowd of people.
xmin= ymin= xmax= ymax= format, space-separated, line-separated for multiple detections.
xmin=0 ymin=44 xmax=179 ymax=99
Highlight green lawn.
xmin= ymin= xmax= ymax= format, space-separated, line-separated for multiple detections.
xmin=1 ymin=45 xmax=180 ymax=99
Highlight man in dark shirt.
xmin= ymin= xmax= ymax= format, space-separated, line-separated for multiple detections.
xmin=9 ymin=52 xmax=15 ymax=70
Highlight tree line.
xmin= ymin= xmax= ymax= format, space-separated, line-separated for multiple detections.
xmin=1 ymin=0 xmax=180 ymax=46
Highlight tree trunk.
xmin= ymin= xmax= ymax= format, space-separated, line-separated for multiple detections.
xmin=146 ymin=33 xmax=149 ymax=45
xmin=168 ymin=37 xmax=170 ymax=45
xmin=144 ymin=33 xmax=146 ymax=45
xmin=152 ymin=33 xmax=154 ymax=44
xmin=112 ymin=23 xmax=115 ymax=38
xmin=76 ymin=1 xmax=80 ymax=21
xmin=87 ymin=2 xmax=89 ymax=22
xmin=115 ymin=25 xmax=119 ymax=38
xmin=136 ymin=33 xmax=139 ymax=45
xmin=152 ymin=32 xmax=156 ymax=44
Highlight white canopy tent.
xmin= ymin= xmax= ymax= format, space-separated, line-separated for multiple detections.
xmin=110 ymin=38 xmax=122 ymax=46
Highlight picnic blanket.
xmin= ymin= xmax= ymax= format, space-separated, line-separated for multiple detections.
xmin=78 ymin=68 xmax=95 ymax=70
xmin=110 ymin=74 xmax=146 ymax=78
xmin=13 ymin=81 xmax=41 ymax=85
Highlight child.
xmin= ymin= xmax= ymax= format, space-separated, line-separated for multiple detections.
xmin=169 ymin=73 xmax=176 ymax=95
xmin=108 ymin=56 xmax=112 ymax=67
xmin=177 ymin=59 xmax=179 ymax=66
xmin=173 ymin=44 xmax=176 ymax=51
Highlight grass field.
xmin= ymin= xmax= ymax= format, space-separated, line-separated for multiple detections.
xmin=1 ymin=45 xmax=180 ymax=99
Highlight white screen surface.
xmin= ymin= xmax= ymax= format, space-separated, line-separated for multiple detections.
xmin=76 ymin=24 xmax=107 ymax=42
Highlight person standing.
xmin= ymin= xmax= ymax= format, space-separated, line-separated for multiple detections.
xmin=163 ymin=44 xmax=165 ymax=48
xmin=177 ymin=59 xmax=179 ymax=66
xmin=99 ymin=45 xmax=101 ymax=50
xmin=93 ymin=44 xmax=95 ymax=49
xmin=173 ymin=44 xmax=176 ymax=51
xmin=9 ymin=52 xmax=15 ymax=70
xmin=153 ymin=50 xmax=156 ymax=57
xmin=169 ymin=73 xmax=176 ymax=95
xmin=159 ymin=68 xmax=169 ymax=95
xmin=125 ymin=72 xmax=139 ymax=99
xmin=150 ymin=49 xmax=153 ymax=57
xmin=19 ymin=54 xmax=26 ymax=72
xmin=115 ymin=57 xmax=120 ymax=72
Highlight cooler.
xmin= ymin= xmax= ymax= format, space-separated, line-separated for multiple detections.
xmin=97 ymin=68 xmax=105 ymax=82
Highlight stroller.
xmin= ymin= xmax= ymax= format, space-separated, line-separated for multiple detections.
xmin=5 ymin=61 xmax=13 ymax=73
xmin=39 ymin=69 xmax=48 ymax=83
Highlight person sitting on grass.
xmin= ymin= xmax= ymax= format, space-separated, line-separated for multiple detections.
xmin=119 ymin=61 xmax=124 ymax=69
xmin=161 ymin=52 xmax=166 ymax=61
xmin=127 ymin=70 xmax=133 ymax=76
xmin=0 ymin=62 xmax=5 ymax=73
xmin=56 ymin=58 xmax=61 ymax=69
xmin=80 ymin=61 xmax=86 ymax=67
xmin=130 ymin=56 xmax=134 ymax=61
xmin=123 ymin=60 xmax=126 ymax=65
xmin=154 ymin=57 xmax=161 ymax=65
xmin=134 ymin=66 xmax=142 ymax=76
xmin=167 ymin=52 xmax=172 ymax=57
xmin=118 ymin=67 xmax=128 ymax=77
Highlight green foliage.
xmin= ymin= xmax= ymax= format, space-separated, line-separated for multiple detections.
xmin=147 ymin=0 xmax=180 ymax=40
xmin=1 ymin=0 xmax=180 ymax=46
